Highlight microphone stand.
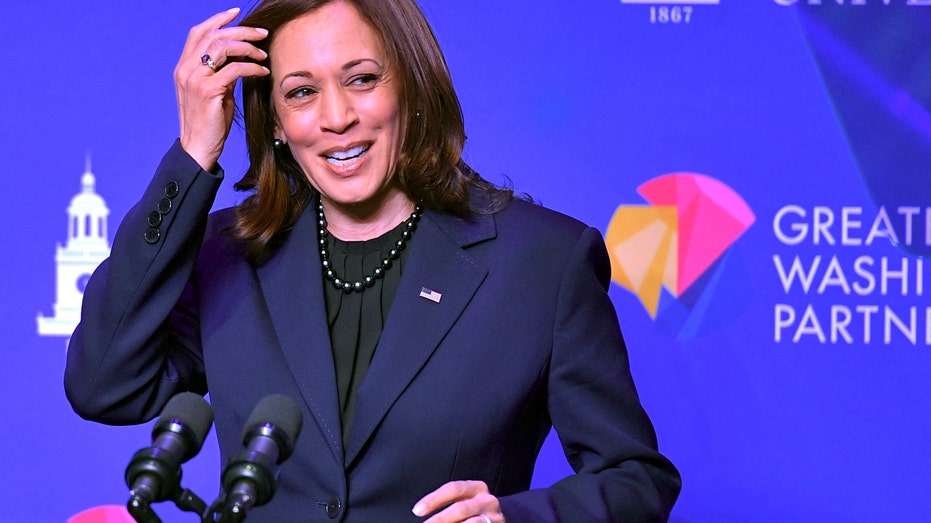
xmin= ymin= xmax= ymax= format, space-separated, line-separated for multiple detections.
xmin=203 ymin=491 xmax=244 ymax=523
xmin=202 ymin=450 xmax=276 ymax=523
xmin=126 ymin=494 xmax=160 ymax=523
xmin=202 ymin=446 xmax=280 ymax=522
xmin=177 ymin=487 xmax=209 ymax=518
xmin=124 ymin=454 xmax=208 ymax=523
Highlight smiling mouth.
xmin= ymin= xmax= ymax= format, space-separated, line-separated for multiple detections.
xmin=325 ymin=144 xmax=371 ymax=166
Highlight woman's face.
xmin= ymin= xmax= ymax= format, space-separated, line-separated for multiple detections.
xmin=270 ymin=2 xmax=402 ymax=212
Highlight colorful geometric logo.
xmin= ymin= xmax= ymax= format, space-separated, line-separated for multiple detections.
xmin=606 ymin=173 xmax=755 ymax=336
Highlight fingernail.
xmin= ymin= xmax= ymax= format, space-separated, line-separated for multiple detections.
xmin=412 ymin=503 xmax=425 ymax=516
xmin=257 ymin=28 xmax=269 ymax=36
xmin=227 ymin=7 xmax=240 ymax=13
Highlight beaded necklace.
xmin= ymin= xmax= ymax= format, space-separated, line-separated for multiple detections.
xmin=317 ymin=201 xmax=423 ymax=293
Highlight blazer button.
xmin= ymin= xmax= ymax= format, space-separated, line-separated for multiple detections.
xmin=157 ymin=197 xmax=172 ymax=214
xmin=147 ymin=211 xmax=162 ymax=227
xmin=165 ymin=180 xmax=180 ymax=198
xmin=326 ymin=496 xmax=341 ymax=518
xmin=144 ymin=227 xmax=160 ymax=244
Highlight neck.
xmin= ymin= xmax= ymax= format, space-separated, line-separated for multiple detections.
xmin=320 ymin=190 xmax=416 ymax=241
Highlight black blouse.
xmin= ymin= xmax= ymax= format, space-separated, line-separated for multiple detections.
xmin=322 ymin=219 xmax=413 ymax=446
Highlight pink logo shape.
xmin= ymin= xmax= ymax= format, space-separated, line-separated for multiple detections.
xmin=68 ymin=505 xmax=135 ymax=523
xmin=637 ymin=172 xmax=755 ymax=296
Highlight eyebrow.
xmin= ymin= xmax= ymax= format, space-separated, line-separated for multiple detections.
xmin=277 ymin=58 xmax=383 ymax=89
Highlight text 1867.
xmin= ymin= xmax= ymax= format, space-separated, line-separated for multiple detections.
xmin=650 ymin=6 xmax=693 ymax=24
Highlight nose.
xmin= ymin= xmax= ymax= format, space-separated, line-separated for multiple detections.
xmin=317 ymin=86 xmax=358 ymax=134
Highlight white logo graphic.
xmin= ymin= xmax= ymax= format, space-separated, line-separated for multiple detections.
xmin=620 ymin=0 xmax=720 ymax=25
xmin=37 ymin=156 xmax=111 ymax=337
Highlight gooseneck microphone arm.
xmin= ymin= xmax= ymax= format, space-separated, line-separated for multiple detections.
xmin=204 ymin=394 xmax=303 ymax=523
xmin=124 ymin=392 xmax=214 ymax=523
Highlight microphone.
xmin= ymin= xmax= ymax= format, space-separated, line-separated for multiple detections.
xmin=220 ymin=394 xmax=303 ymax=521
xmin=124 ymin=392 xmax=214 ymax=513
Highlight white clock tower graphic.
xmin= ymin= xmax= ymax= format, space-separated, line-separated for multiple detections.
xmin=37 ymin=157 xmax=111 ymax=337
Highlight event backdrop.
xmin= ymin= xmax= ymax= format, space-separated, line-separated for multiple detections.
xmin=3 ymin=1 xmax=930 ymax=521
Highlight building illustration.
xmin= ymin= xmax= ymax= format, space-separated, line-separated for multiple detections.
xmin=37 ymin=157 xmax=111 ymax=337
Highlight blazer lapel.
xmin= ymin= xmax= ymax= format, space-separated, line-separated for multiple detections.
xmin=345 ymin=209 xmax=496 ymax=466
xmin=255 ymin=205 xmax=344 ymax=465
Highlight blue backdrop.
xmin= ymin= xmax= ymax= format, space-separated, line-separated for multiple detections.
xmin=3 ymin=1 xmax=931 ymax=521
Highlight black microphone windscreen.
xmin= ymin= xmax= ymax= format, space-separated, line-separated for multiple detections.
xmin=242 ymin=394 xmax=303 ymax=444
xmin=158 ymin=392 xmax=214 ymax=451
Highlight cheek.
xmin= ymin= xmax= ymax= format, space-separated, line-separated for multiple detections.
xmin=276 ymin=107 xmax=317 ymax=143
xmin=374 ymin=105 xmax=402 ymax=148
xmin=359 ymin=91 xmax=401 ymax=129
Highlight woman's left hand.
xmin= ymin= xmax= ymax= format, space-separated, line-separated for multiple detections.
xmin=412 ymin=480 xmax=505 ymax=523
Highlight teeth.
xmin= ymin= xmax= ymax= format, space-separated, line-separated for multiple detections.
xmin=327 ymin=145 xmax=368 ymax=161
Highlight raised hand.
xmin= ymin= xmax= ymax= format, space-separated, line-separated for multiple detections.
xmin=174 ymin=7 xmax=269 ymax=171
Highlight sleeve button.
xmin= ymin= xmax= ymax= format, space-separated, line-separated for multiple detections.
xmin=144 ymin=227 xmax=160 ymax=244
xmin=157 ymin=197 xmax=172 ymax=214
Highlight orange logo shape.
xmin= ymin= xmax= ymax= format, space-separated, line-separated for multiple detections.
xmin=607 ymin=173 xmax=755 ymax=317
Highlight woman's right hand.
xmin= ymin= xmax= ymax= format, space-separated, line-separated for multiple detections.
xmin=174 ymin=7 xmax=269 ymax=171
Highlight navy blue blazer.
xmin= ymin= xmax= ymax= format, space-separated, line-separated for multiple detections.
xmin=65 ymin=142 xmax=680 ymax=522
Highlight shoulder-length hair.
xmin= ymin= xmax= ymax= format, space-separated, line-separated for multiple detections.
xmin=234 ymin=0 xmax=510 ymax=263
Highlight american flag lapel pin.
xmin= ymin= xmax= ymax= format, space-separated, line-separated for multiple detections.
xmin=419 ymin=287 xmax=442 ymax=303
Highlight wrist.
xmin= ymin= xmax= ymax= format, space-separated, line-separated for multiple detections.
xmin=179 ymin=139 xmax=220 ymax=173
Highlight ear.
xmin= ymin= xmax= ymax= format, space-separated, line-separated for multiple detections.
xmin=270 ymin=101 xmax=286 ymax=144
xmin=272 ymin=106 xmax=290 ymax=143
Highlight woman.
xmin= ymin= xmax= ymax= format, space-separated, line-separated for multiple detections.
xmin=65 ymin=1 xmax=681 ymax=521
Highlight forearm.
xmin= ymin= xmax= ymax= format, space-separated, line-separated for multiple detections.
xmin=64 ymin=140 xmax=223 ymax=424
xmin=499 ymin=459 xmax=679 ymax=522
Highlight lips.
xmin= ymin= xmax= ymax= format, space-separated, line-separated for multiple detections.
xmin=320 ymin=143 xmax=372 ymax=177
xmin=324 ymin=144 xmax=370 ymax=165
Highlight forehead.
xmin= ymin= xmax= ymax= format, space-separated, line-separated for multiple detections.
xmin=269 ymin=2 xmax=385 ymax=68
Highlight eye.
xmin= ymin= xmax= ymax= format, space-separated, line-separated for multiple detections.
xmin=285 ymin=86 xmax=317 ymax=99
xmin=349 ymin=74 xmax=379 ymax=87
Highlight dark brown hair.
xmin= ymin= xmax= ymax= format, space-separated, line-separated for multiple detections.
xmin=234 ymin=0 xmax=511 ymax=263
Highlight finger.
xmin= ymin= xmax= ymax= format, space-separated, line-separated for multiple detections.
xmin=419 ymin=500 xmax=479 ymax=523
xmin=413 ymin=481 xmax=487 ymax=517
xmin=210 ymin=24 xmax=271 ymax=44
xmin=181 ymin=7 xmax=242 ymax=57
xmin=199 ymin=40 xmax=268 ymax=71
xmin=210 ymin=61 xmax=270 ymax=83
xmin=176 ymin=10 xmax=254 ymax=79
xmin=421 ymin=499 xmax=502 ymax=523
xmin=175 ymin=53 xmax=268 ymax=105
xmin=193 ymin=24 xmax=271 ymax=64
